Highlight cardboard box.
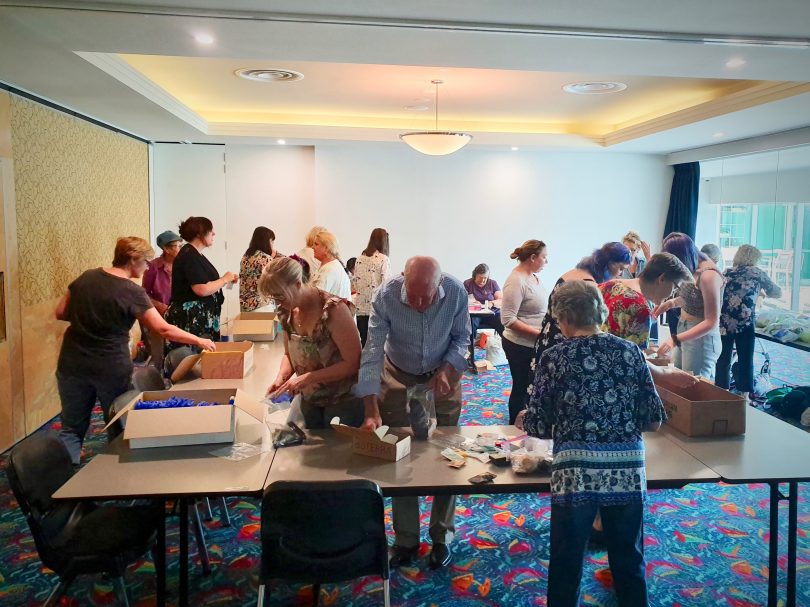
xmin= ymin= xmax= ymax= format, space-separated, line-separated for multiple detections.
xmin=474 ymin=359 xmax=495 ymax=372
xmin=654 ymin=376 xmax=746 ymax=436
xmin=330 ymin=418 xmax=411 ymax=462
xmin=200 ymin=341 xmax=254 ymax=379
xmin=105 ymin=388 xmax=266 ymax=449
xmin=232 ymin=312 xmax=278 ymax=342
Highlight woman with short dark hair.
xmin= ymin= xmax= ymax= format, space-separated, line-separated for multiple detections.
xmin=464 ymin=262 xmax=504 ymax=338
xmin=55 ymin=236 xmax=216 ymax=464
xmin=165 ymin=216 xmax=237 ymax=354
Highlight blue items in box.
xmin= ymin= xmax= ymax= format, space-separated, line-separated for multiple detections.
xmin=134 ymin=396 xmax=235 ymax=410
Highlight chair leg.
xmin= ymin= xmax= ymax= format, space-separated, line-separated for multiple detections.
xmin=311 ymin=583 xmax=320 ymax=607
xmin=43 ymin=576 xmax=74 ymax=607
xmin=112 ymin=575 xmax=130 ymax=607
xmin=203 ymin=497 xmax=214 ymax=521
xmin=256 ymin=584 xmax=266 ymax=607
xmin=383 ymin=578 xmax=390 ymax=607
xmin=219 ymin=496 xmax=232 ymax=527
xmin=192 ymin=501 xmax=212 ymax=576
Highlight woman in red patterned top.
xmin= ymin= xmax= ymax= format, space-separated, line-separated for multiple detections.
xmin=600 ymin=253 xmax=693 ymax=349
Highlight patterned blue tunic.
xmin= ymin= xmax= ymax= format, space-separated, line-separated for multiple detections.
xmin=524 ymin=333 xmax=666 ymax=506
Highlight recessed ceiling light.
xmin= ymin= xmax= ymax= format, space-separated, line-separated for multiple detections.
xmin=277 ymin=139 xmax=286 ymax=145
xmin=235 ymin=69 xmax=304 ymax=83
xmin=713 ymin=132 xmax=725 ymax=138
xmin=511 ymin=146 xmax=519 ymax=151
xmin=404 ymin=104 xmax=429 ymax=111
xmin=563 ymin=81 xmax=627 ymax=94
xmin=725 ymin=57 xmax=746 ymax=69
xmin=193 ymin=33 xmax=215 ymax=45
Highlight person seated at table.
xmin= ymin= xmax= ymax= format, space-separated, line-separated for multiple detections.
xmin=654 ymin=233 xmax=724 ymax=379
xmin=532 ymin=241 xmax=631 ymax=374
xmin=501 ymin=241 xmax=549 ymax=424
xmin=621 ymin=230 xmax=651 ymax=279
xmin=260 ymin=256 xmax=362 ymax=429
xmin=516 ymin=281 xmax=665 ymax=607
xmin=55 ymin=236 xmax=216 ymax=465
xmin=357 ymin=256 xmax=470 ymax=571
xmin=464 ymin=263 xmax=504 ymax=338
xmin=715 ymin=245 xmax=781 ymax=400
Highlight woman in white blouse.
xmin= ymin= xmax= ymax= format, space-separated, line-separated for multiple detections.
xmin=311 ymin=229 xmax=352 ymax=300
xmin=501 ymin=239 xmax=549 ymax=424
xmin=352 ymin=228 xmax=390 ymax=345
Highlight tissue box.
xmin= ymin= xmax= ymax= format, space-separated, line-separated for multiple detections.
xmin=330 ymin=418 xmax=411 ymax=462
xmin=105 ymin=388 xmax=266 ymax=449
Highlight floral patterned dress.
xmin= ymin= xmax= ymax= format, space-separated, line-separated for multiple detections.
xmin=239 ymin=250 xmax=281 ymax=312
xmin=278 ymin=290 xmax=357 ymax=406
xmin=599 ymin=280 xmax=654 ymax=348
xmin=524 ymin=333 xmax=666 ymax=506
xmin=720 ymin=265 xmax=781 ymax=335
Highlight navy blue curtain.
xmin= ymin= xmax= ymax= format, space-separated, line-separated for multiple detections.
xmin=663 ymin=162 xmax=700 ymax=239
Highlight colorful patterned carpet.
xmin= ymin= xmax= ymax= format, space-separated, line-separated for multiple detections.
xmin=1 ymin=357 xmax=808 ymax=606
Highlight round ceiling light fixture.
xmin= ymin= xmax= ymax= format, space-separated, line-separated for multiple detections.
xmin=235 ymin=69 xmax=304 ymax=83
xmin=563 ymin=81 xmax=628 ymax=94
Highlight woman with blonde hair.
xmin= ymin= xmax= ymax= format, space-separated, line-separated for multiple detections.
xmin=353 ymin=227 xmax=391 ymax=345
xmin=295 ymin=225 xmax=327 ymax=278
xmin=501 ymin=239 xmax=549 ymax=424
xmin=715 ymin=244 xmax=781 ymax=398
xmin=260 ymin=256 xmax=363 ymax=428
xmin=54 ymin=236 xmax=216 ymax=464
xmin=311 ymin=229 xmax=352 ymax=299
xmin=621 ymin=230 xmax=651 ymax=279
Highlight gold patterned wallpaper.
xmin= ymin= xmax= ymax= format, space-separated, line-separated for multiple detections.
xmin=10 ymin=95 xmax=149 ymax=307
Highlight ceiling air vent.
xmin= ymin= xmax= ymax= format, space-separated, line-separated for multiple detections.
xmin=563 ymin=81 xmax=627 ymax=94
xmin=235 ymin=69 xmax=304 ymax=83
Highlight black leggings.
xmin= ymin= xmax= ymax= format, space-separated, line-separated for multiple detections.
xmin=502 ymin=337 xmax=534 ymax=424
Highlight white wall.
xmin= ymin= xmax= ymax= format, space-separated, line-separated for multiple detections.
xmin=314 ymin=143 xmax=673 ymax=286
xmin=153 ymin=142 xmax=674 ymax=316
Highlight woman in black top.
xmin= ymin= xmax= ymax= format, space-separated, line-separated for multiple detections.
xmin=55 ymin=236 xmax=216 ymax=464
xmin=164 ymin=216 xmax=237 ymax=354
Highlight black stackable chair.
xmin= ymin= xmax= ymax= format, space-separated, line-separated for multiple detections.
xmin=7 ymin=431 xmax=158 ymax=607
xmin=258 ymin=479 xmax=390 ymax=607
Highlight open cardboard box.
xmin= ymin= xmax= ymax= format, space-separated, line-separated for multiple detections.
xmin=330 ymin=417 xmax=411 ymax=462
xmin=105 ymin=388 xmax=266 ymax=449
xmin=200 ymin=341 xmax=254 ymax=379
xmin=474 ymin=359 xmax=495 ymax=372
xmin=232 ymin=311 xmax=278 ymax=342
xmin=654 ymin=375 xmax=746 ymax=436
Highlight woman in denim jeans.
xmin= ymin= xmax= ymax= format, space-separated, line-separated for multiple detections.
xmin=517 ymin=281 xmax=665 ymax=607
xmin=655 ymin=233 xmax=724 ymax=380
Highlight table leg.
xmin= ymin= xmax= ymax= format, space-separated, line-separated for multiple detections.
xmin=787 ymin=481 xmax=798 ymax=607
xmin=179 ymin=497 xmax=189 ymax=607
xmin=767 ymin=482 xmax=779 ymax=607
xmin=155 ymin=499 xmax=166 ymax=607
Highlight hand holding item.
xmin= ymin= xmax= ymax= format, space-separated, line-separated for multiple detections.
xmin=662 ymin=366 xmax=699 ymax=388
xmin=428 ymin=368 xmax=452 ymax=398
xmin=197 ymin=338 xmax=216 ymax=352
xmin=514 ymin=409 xmax=526 ymax=431
xmin=656 ymin=337 xmax=675 ymax=357
xmin=268 ymin=373 xmax=311 ymax=399
xmin=640 ymin=240 xmax=652 ymax=261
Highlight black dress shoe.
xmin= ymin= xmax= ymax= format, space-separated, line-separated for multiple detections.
xmin=428 ymin=543 xmax=452 ymax=569
xmin=389 ymin=545 xmax=419 ymax=568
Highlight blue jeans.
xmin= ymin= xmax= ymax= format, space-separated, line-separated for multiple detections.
xmin=715 ymin=324 xmax=756 ymax=392
xmin=56 ymin=370 xmax=131 ymax=465
xmin=548 ymin=501 xmax=648 ymax=607
xmin=673 ymin=317 xmax=721 ymax=380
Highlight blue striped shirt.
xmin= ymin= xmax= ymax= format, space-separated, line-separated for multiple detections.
xmin=355 ymin=273 xmax=471 ymax=398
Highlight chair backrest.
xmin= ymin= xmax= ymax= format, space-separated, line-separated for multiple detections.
xmin=132 ymin=365 xmax=166 ymax=391
xmin=7 ymin=431 xmax=82 ymax=572
xmin=261 ymin=479 xmax=388 ymax=585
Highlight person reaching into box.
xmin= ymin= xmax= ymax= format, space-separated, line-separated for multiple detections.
xmin=357 ymin=256 xmax=471 ymax=571
xmin=55 ymin=236 xmax=216 ymax=465
xmin=259 ymin=256 xmax=363 ymax=429
xmin=516 ymin=281 xmax=666 ymax=607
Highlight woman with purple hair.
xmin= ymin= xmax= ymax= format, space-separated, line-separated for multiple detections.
xmin=654 ymin=232 xmax=724 ymax=379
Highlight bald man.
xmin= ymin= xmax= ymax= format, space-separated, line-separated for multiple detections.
xmin=355 ymin=256 xmax=471 ymax=570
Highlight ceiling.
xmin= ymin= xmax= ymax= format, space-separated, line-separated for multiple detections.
xmin=2 ymin=0 xmax=810 ymax=156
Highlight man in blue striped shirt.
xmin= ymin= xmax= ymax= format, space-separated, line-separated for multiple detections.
xmin=356 ymin=256 xmax=471 ymax=570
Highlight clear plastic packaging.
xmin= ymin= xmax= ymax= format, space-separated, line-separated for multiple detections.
xmin=406 ymin=383 xmax=437 ymax=440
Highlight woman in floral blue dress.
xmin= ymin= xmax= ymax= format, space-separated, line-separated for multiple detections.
xmin=517 ymin=280 xmax=666 ymax=607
